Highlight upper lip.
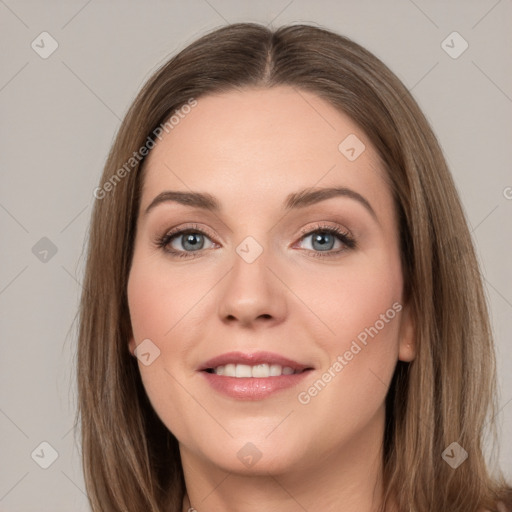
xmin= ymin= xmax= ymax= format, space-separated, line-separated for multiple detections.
xmin=198 ymin=351 xmax=313 ymax=372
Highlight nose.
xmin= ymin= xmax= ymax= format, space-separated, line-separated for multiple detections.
xmin=217 ymin=242 xmax=288 ymax=328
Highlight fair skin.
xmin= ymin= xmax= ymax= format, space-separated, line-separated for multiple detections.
xmin=127 ymin=86 xmax=415 ymax=512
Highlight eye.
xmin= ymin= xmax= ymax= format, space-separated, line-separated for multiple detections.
xmin=155 ymin=224 xmax=216 ymax=258
xmin=155 ymin=222 xmax=356 ymax=259
xmin=295 ymin=224 xmax=356 ymax=258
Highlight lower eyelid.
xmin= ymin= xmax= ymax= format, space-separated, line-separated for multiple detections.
xmin=158 ymin=225 xmax=354 ymax=256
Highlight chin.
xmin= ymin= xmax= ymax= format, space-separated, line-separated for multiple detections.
xmin=190 ymin=434 xmax=311 ymax=476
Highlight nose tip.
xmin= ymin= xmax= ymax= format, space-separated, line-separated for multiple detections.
xmin=224 ymin=304 xmax=274 ymax=326
xmin=226 ymin=313 xmax=272 ymax=324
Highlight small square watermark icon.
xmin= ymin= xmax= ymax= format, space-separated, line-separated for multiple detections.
xmin=441 ymin=441 xmax=468 ymax=469
xmin=31 ymin=31 xmax=59 ymax=59
xmin=31 ymin=441 xmax=59 ymax=469
xmin=32 ymin=237 xmax=58 ymax=263
xmin=236 ymin=236 xmax=263 ymax=264
xmin=338 ymin=134 xmax=366 ymax=161
xmin=441 ymin=32 xmax=468 ymax=59
xmin=134 ymin=338 xmax=161 ymax=366
xmin=237 ymin=442 xmax=262 ymax=468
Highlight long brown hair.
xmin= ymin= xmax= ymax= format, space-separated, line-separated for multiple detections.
xmin=76 ymin=22 xmax=512 ymax=511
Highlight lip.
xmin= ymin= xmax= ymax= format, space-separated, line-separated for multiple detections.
xmin=198 ymin=351 xmax=314 ymax=401
xmin=198 ymin=351 xmax=311 ymax=372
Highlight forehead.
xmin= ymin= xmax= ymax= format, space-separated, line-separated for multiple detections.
xmin=139 ymin=86 xmax=392 ymax=218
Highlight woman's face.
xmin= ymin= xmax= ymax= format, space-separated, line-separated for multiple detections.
xmin=127 ymin=86 xmax=415 ymax=475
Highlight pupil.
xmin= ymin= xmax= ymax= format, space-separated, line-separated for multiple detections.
xmin=313 ymin=232 xmax=333 ymax=251
xmin=184 ymin=233 xmax=203 ymax=251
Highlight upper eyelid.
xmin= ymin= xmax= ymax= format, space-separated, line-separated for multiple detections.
xmin=297 ymin=222 xmax=352 ymax=238
xmin=164 ymin=222 xmax=346 ymax=235
xmin=161 ymin=225 xmax=353 ymax=261
xmin=164 ymin=223 xmax=218 ymax=241
xmin=163 ymin=222 xmax=351 ymax=246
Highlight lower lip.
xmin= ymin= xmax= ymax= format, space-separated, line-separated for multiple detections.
xmin=200 ymin=370 xmax=312 ymax=400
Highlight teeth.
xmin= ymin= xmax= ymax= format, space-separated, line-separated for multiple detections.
xmin=270 ymin=364 xmax=282 ymax=376
xmin=252 ymin=363 xmax=270 ymax=378
xmin=212 ymin=363 xmax=299 ymax=377
xmin=235 ymin=364 xmax=252 ymax=378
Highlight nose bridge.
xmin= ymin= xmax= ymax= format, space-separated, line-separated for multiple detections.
xmin=217 ymin=232 xmax=287 ymax=325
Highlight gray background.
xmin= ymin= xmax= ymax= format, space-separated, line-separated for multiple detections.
xmin=0 ymin=1 xmax=511 ymax=510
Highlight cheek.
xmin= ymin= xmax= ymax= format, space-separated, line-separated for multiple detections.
xmin=127 ymin=255 xmax=209 ymax=344
xmin=297 ymin=250 xmax=403 ymax=356
xmin=293 ymin=256 xmax=403 ymax=433
xmin=126 ymin=252 xmax=221 ymax=400
xmin=332 ymin=270 xmax=402 ymax=354
xmin=127 ymin=256 xmax=202 ymax=435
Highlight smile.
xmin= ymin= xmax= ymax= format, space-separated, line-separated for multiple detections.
xmin=205 ymin=363 xmax=306 ymax=377
xmin=198 ymin=351 xmax=314 ymax=400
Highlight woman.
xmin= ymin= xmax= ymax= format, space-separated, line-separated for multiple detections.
xmin=77 ymin=22 xmax=512 ymax=511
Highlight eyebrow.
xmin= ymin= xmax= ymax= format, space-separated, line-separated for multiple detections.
xmin=144 ymin=186 xmax=377 ymax=220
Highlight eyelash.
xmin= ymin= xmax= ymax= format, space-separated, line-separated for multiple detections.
xmin=154 ymin=223 xmax=356 ymax=260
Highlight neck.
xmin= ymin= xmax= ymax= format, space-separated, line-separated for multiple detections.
xmin=180 ymin=406 xmax=390 ymax=512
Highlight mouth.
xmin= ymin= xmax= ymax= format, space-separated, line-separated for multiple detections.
xmin=198 ymin=351 xmax=314 ymax=400
xmin=203 ymin=363 xmax=308 ymax=377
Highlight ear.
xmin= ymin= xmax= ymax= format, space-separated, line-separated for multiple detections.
xmin=398 ymin=302 xmax=416 ymax=362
